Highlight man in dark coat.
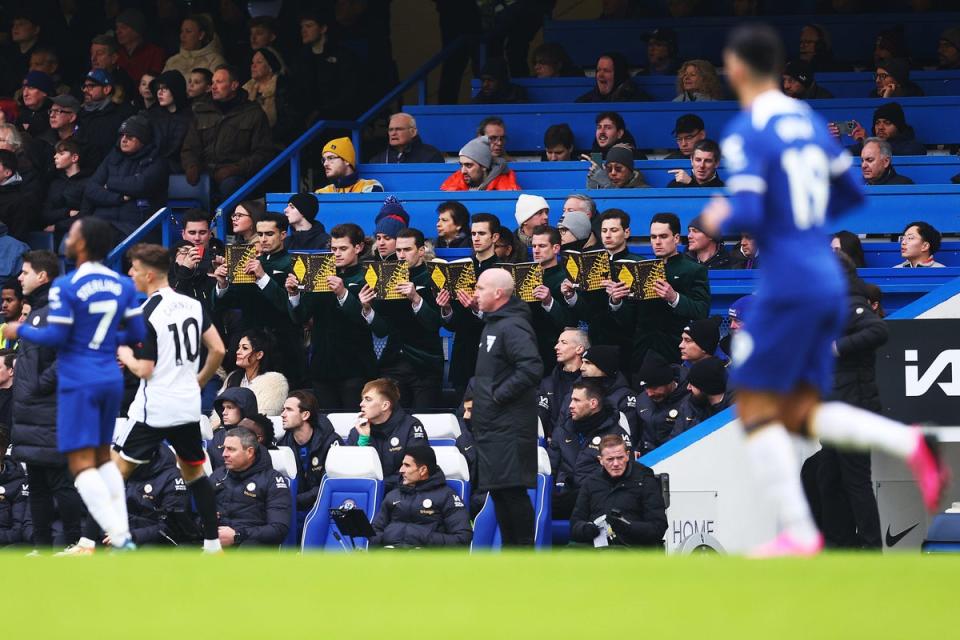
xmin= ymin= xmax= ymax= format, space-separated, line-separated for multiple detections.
xmin=672 ymin=357 xmax=734 ymax=438
xmin=634 ymin=351 xmax=690 ymax=454
xmin=41 ymin=139 xmax=93 ymax=244
xmin=10 ymin=251 xmax=86 ymax=549
xmin=370 ymin=445 xmax=472 ymax=548
xmin=146 ymin=71 xmax=192 ymax=173
xmin=76 ymin=69 xmax=136 ymax=166
xmin=472 ymin=268 xmax=543 ymax=546
xmin=124 ymin=445 xmax=190 ymax=546
xmin=0 ymin=449 xmax=33 ymax=547
xmin=527 ymin=225 xmax=576 ymax=375
xmin=368 ymin=113 xmax=444 ymax=164
xmin=0 ymin=150 xmax=38 ymax=241
xmin=570 ymin=434 xmax=667 ymax=548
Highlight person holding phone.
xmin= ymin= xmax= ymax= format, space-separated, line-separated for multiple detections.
xmin=584 ymin=144 xmax=648 ymax=189
xmin=831 ymin=102 xmax=926 ymax=156
xmin=170 ymin=208 xmax=224 ymax=312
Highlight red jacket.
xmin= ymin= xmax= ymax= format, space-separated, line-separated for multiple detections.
xmin=117 ymin=42 xmax=168 ymax=86
xmin=440 ymin=168 xmax=521 ymax=191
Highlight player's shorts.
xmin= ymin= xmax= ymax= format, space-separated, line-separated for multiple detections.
xmin=57 ymin=381 xmax=123 ymax=453
xmin=119 ymin=421 xmax=206 ymax=466
xmin=727 ymin=292 xmax=846 ymax=397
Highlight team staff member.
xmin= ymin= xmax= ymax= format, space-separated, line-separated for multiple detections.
xmin=370 ymin=446 xmax=472 ymax=548
xmin=286 ymin=222 xmax=378 ymax=410
xmin=472 ymin=269 xmax=543 ymax=546
xmin=538 ymin=329 xmax=590 ymax=438
xmin=121 ymin=445 xmax=190 ymax=546
xmin=570 ymin=434 xmax=667 ymax=548
xmin=0 ymin=440 xmax=32 ymax=546
xmin=213 ymin=427 xmax=292 ymax=548
xmin=358 ymin=228 xmax=444 ymax=409
xmin=277 ymin=390 xmax=342 ymax=512
xmin=346 ymin=378 xmax=427 ymax=492
xmin=634 ymin=351 xmax=690 ymax=454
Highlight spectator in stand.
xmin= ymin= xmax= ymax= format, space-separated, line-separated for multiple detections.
xmin=937 ymin=27 xmax=960 ymax=70
xmin=673 ymin=60 xmax=724 ymax=102
xmin=870 ymin=58 xmax=923 ymax=99
xmin=314 ymin=137 xmax=383 ymax=194
xmin=0 ymin=228 xmax=28 ymax=288
xmin=214 ymin=330 xmax=290 ymax=417
xmin=248 ymin=17 xmax=281 ymax=55
xmin=589 ymin=111 xmax=641 ymax=161
xmin=493 ymin=228 xmax=523 ymax=263
xmin=896 ymin=221 xmax=945 ymax=268
xmin=798 ymin=23 xmax=849 ymax=73
xmin=679 ymin=317 xmax=723 ymax=367
xmin=440 ymin=136 xmax=521 ymax=192
xmin=719 ymin=294 xmax=753 ymax=357
xmin=634 ymin=351 xmax=689 ymax=453
xmin=672 ymin=357 xmax=732 ymax=436
xmin=41 ymin=140 xmax=91 ymax=242
xmin=243 ymin=47 xmax=298 ymax=144
xmin=684 ymin=215 xmax=731 ymax=269
xmin=169 ymin=208 xmax=224 ymax=311
xmin=585 ymin=144 xmax=648 ymax=190
xmin=434 ymin=200 xmax=470 ymax=248
xmin=0 ymin=149 xmax=37 ymax=241
xmin=831 ymin=230 xmax=866 ymax=267
xmin=843 ymin=102 xmax=926 ymax=156
xmin=530 ymin=42 xmax=582 ymax=78
xmin=872 ymin=28 xmax=909 ymax=68
xmin=370 ymin=445 xmax=472 ymax=548
xmin=570 ymin=434 xmax=667 ymax=548
xmin=372 ymin=197 xmax=410 ymax=262
xmin=146 ymin=71 xmax=191 ymax=173
xmin=286 ymin=223 xmax=378 ymax=409
xmin=514 ymin=194 xmax=549 ymax=247
xmin=295 ymin=9 xmax=364 ymax=121
xmin=782 ymin=60 xmax=833 ymax=100
xmin=187 ymin=68 xmax=213 ymax=102
xmin=0 ymin=440 xmax=32 ymax=547
xmin=83 ymin=114 xmax=168 ymax=242
xmin=277 ymin=390 xmax=342 ymax=513
xmin=665 ymin=114 xmax=706 ymax=160
xmin=860 ymin=138 xmax=914 ymax=186
xmin=576 ymin=52 xmax=651 ymax=103
xmin=641 ymin=28 xmax=680 ymax=76
xmin=0 ymin=281 xmax=23 ymax=345
xmin=136 ymin=73 xmax=158 ymax=112
xmin=368 ymin=113 xmax=444 ymax=164
xmin=115 ymin=9 xmax=167 ymax=88
xmin=667 ymin=139 xmax=724 ymax=188
xmin=181 ymin=64 xmax=275 ymax=199
xmin=579 ymin=344 xmax=639 ymax=436
xmin=526 ymin=225 xmax=575 ymax=370
xmin=558 ymin=211 xmax=597 ymax=251
xmin=230 ymin=200 xmax=263 ymax=245
xmin=213 ymin=426 xmax=292 ymax=548
xmin=562 ymin=193 xmax=597 ymax=220
xmin=16 ymin=71 xmax=54 ymax=136
xmin=284 ymin=194 xmax=329 ymax=250
xmin=543 ymin=124 xmax=575 ymax=162
xmin=0 ymin=10 xmax=43 ymax=97
xmin=121 ymin=445 xmax=190 ymax=547
xmin=89 ymin=35 xmax=137 ymax=105
xmin=39 ymin=95 xmax=80 ymax=151
xmin=472 ymin=58 xmax=528 ymax=104
xmin=163 ymin=15 xmax=227 ymax=81
xmin=26 ymin=47 xmax=67 ymax=93
xmin=728 ymin=233 xmax=760 ymax=269
xmin=538 ymin=328 xmax=589 ymax=438
xmin=549 ymin=379 xmax=631 ymax=518
xmin=77 ymin=69 xmax=136 ymax=165
xmin=346 ymin=378 xmax=428 ymax=491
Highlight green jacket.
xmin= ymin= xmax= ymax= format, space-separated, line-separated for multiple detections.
xmin=291 ymin=263 xmax=378 ymax=382
xmin=614 ymin=252 xmax=710 ymax=368
xmin=369 ymin=263 xmax=443 ymax=373
xmin=215 ymin=249 xmax=298 ymax=337
xmin=529 ymin=263 xmax=575 ymax=373
xmin=441 ymin=254 xmax=498 ymax=389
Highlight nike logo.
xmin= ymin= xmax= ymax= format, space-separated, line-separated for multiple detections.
xmin=564 ymin=438 xmax=573 ymax=443
xmin=885 ymin=523 xmax=919 ymax=547
xmin=463 ymin=446 xmax=472 ymax=451
xmin=639 ymin=409 xmax=648 ymax=413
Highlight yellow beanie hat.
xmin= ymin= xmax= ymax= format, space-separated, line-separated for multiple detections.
xmin=321 ymin=137 xmax=356 ymax=168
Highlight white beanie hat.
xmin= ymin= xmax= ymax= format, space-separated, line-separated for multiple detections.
xmin=515 ymin=194 xmax=549 ymax=226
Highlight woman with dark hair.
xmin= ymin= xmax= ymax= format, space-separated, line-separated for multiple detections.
xmin=831 ymin=230 xmax=865 ymax=267
xmin=231 ymin=199 xmax=265 ymax=244
xmin=575 ymin=52 xmax=650 ymax=103
xmin=434 ymin=201 xmax=470 ymax=248
xmin=146 ymin=70 xmax=191 ymax=173
xmin=217 ymin=330 xmax=288 ymax=418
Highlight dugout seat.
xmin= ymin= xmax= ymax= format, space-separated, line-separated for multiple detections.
xmin=414 ymin=413 xmax=461 ymax=446
xmin=470 ymin=447 xmax=552 ymax=551
xmin=269 ymin=415 xmax=284 ymax=442
xmin=538 ymin=417 xmax=546 ymax=447
xmin=269 ymin=447 xmax=300 ymax=548
xmin=300 ymin=446 xmax=384 ymax=551
xmin=433 ymin=446 xmax=470 ymax=505
xmin=325 ymin=413 xmax=357 ymax=440
xmin=619 ymin=412 xmax=631 ymax=438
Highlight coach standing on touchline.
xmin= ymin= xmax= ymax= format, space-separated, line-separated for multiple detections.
xmin=471 ymin=269 xmax=543 ymax=546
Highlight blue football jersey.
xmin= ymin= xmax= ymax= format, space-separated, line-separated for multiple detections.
xmin=34 ymin=262 xmax=143 ymax=389
xmin=719 ymin=90 xmax=865 ymax=298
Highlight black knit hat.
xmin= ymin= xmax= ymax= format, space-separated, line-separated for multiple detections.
xmin=288 ymin=193 xmax=319 ymax=222
xmin=783 ymin=60 xmax=814 ymax=87
xmin=636 ymin=350 xmax=673 ymax=387
xmin=683 ymin=317 xmax=722 ymax=355
xmin=119 ymin=114 xmax=152 ymax=144
xmin=254 ymin=47 xmax=284 ymax=75
xmin=687 ymin=357 xmax=727 ymax=395
xmin=582 ymin=345 xmax=619 ymax=377
xmin=873 ymin=102 xmax=907 ymax=132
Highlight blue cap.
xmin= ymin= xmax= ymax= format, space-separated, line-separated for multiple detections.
xmin=729 ymin=295 xmax=754 ymax=323
xmin=85 ymin=69 xmax=113 ymax=86
xmin=375 ymin=214 xmax=407 ymax=239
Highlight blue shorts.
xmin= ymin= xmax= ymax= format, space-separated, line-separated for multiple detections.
xmin=728 ymin=293 xmax=846 ymax=397
xmin=57 ymin=382 xmax=123 ymax=453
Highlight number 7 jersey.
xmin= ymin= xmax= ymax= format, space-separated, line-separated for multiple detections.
xmin=719 ymin=89 xmax=865 ymax=298
xmin=127 ymin=286 xmax=211 ymax=427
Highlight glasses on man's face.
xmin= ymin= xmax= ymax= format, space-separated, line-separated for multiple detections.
xmin=898 ymin=235 xmax=920 ymax=243
xmin=82 ymin=84 xmax=98 ymax=91
xmin=49 ymin=109 xmax=70 ymax=116
xmin=875 ymin=72 xmax=890 ymax=81
xmin=675 ymin=132 xmax=700 ymax=144
xmin=486 ymin=135 xmax=506 ymax=143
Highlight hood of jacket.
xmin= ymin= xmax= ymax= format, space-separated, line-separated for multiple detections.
xmin=478 ymin=156 xmax=509 ymax=190
xmin=214 ymin=386 xmax=259 ymax=422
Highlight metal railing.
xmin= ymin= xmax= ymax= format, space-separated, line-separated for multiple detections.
xmin=105 ymin=207 xmax=175 ymax=270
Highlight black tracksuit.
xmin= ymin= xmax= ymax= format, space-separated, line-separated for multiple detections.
xmin=537 ymin=366 xmax=580 ymax=438
xmin=570 ymin=460 xmax=667 ymax=548
xmin=208 ymin=387 xmax=259 ymax=471
xmin=370 ymin=470 xmax=472 ymax=548
xmin=346 ymin=409 xmax=428 ymax=492
xmin=277 ymin=417 xmax=343 ymax=511
xmin=671 ymin=391 xmax=734 ymax=438
xmin=635 ymin=374 xmax=690 ymax=454
xmin=0 ymin=458 xmax=32 ymax=546
xmin=212 ymin=445 xmax=292 ymax=547
xmin=126 ymin=446 xmax=191 ymax=545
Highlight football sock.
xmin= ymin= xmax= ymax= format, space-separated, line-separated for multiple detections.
xmin=746 ymin=423 xmax=820 ymax=545
xmin=74 ymin=469 xmax=128 ymax=547
xmin=812 ymin=402 xmax=917 ymax=459
xmin=97 ymin=462 xmax=131 ymax=546
xmin=187 ymin=475 xmax=220 ymax=545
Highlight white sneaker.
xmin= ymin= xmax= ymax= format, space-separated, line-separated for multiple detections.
xmin=54 ymin=537 xmax=96 ymax=557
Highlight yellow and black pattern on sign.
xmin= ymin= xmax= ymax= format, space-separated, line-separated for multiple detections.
xmin=427 ymin=260 xmax=477 ymax=296
xmin=498 ymin=262 xmax=543 ymax=303
xmin=565 ymin=250 xmax=610 ymax=292
xmin=614 ymin=259 xmax=666 ymax=300
xmin=225 ymin=245 xmax=258 ymax=284
xmin=291 ymin=253 xmax=337 ymax=292
xmin=362 ymin=261 xmax=410 ymax=300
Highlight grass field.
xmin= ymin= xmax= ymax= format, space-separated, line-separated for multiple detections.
xmin=3 ymin=551 xmax=956 ymax=639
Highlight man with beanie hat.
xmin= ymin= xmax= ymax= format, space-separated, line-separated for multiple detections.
xmin=579 ymin=344 xmax=639 ymax=436
xmin=938 ymin=27 xmax=960 ymax=70
xmin=16 ymin=71 xmax=55 ymax=135
xmin=515 ymin=194 xmax=549 ymax=246
xmin=673 ymin=357 xmax=733 ymax=437
xmin=680 ymin=317 xmax=723 ymax=366
xmin=370 ymin=445 xmax=472 ymax=548
xmin=586 ymin=143 xmax=648 ymax=189
xmin=84 ymin=114 xmax=168 ymax=240
xmin=284 ymin=193 xmax=330 ymax=250
xmin=115 ymin=8 xmax=168 ymax=87
xmin=558 ymin=211 xmax=598 ymax=251
xmin=373 ymin=196 xmax=409 ymax=261
xmin=440 ymin=136 xmax=521 ymax=192
xmin=846 ymin=102 xmax=926 ymax=157
xmin=782 ymin=61 xmax=832 ymax=100
xmin=633 ymin=351 xmax=689 ymax=453
xmin=684 ymin=215 xmax=731 ymax=269
xmin=315 ymin=137 xmax=384 ymax=194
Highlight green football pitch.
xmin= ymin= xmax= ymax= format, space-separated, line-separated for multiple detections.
xmin=3 ymin=551 xmax=955 ymax=638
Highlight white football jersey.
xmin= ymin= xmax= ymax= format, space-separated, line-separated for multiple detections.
xmin=127 ymin=287 xmax=211 ymax=427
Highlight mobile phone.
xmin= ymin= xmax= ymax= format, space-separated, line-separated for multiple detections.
xmin=831 ymin=120 xmax=857 ymax=136
xmin=590 ymin=152 xmax=603 ymax=164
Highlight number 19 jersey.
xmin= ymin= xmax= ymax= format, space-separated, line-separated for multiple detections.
xmin=127 ymin=287 xmax=211 ymax=427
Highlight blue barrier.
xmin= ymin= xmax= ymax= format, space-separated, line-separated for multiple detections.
xmin=471 ymin=71 xmax=960 ymax=103
xmin=544 ymin=13 xmax=960 ymax=68
xmin=406 ymin=97 xmax=960 ymax=152
xmin=359 ymin=156 xmax=960 ymax=190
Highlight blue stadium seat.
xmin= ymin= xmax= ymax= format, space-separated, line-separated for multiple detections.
xmin=268 ymin=447 xmax=299 ymax=548
xmin=415 ymin=413 xmax=461 ymax=446
xmin=167 ymin=173 xmax=211 ymax=212
xmin=433 ymin=445 xmax=471 ymax=506
xmin=26 ymin=231 xmax=55 ymax=252
xmin=301 ymin=446 xmax=384 ymax=551
xmin=471 ymin=447 xmax=552 ymax=550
